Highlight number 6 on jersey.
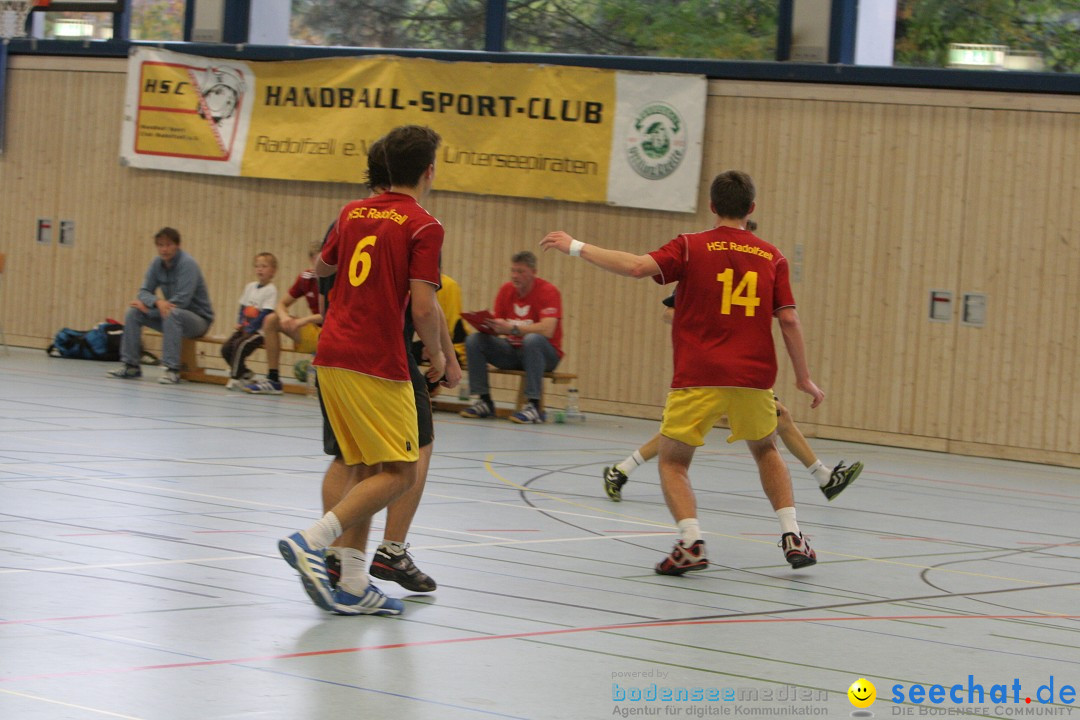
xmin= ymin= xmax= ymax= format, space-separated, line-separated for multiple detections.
xmin=348 ymin=236 xmax=377 ymax=286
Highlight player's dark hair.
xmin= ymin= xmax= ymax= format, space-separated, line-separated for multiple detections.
xmin=380 ymin=125 xmax=441 ymax=188
xmin=366 ymin=138 xmax=391 ymax=192
xmin=512 ymin=250 xmax=537 ymax=269
xmin=709 ymin=171 xmax=756 ymax=220
xmin=155 ymin=227 xmax=181 ymax=245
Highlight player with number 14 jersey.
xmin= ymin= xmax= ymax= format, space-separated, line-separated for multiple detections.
xmin=649 ymin=226 xmax=794 ymax=391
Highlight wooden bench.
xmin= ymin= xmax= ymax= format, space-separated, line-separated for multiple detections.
xmin=178 ymin=335 xmax=311 ymax=395
xmin=432 ymin=367 xmax=578 ymax=418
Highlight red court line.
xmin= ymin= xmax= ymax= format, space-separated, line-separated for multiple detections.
xmin=3 ymin=613 xmax=1075 ymax=683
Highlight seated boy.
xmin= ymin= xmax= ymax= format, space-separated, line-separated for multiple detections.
xmin=245 ymin=242 xmax=323 ymax=394
xmin=222 ymin=252 xmax=278 ymax=390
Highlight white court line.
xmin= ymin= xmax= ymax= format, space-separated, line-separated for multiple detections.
xmin=422 ymin=531 xmax=672 ymax=550
xmin=56 ymin=476 xmax=513 ymax=541
xmin=46 ymin=474 xmax=673 ymax=535
xmin=0 ymin=554 xmax=263 ymax=575
xmin=14 ymin=465 xmax=1065 ymax=588
xmin=0 ymin=688 xmax=146 ymax=720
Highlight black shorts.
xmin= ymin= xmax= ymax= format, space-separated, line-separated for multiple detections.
xmin=409 ymin=353 xmax=434 ymax=449
xmin=317 ymin=358 xmax=433 ymax=458
xmin=316 ymin=374 xmax=341 ymax=458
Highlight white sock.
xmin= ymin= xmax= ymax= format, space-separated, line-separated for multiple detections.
xmin=338 ymin=547 xmax=369 ymax=595
xmin=677 ymin=518 xmax=702 ymax=545
xmin=808 ymin=460 xmax=830 ymax=487
xmin=776 ymin=507 xmax=800 ymax=536
xmin=616 ymin=450 xmax=646 ymax=476
xmin=301 ymin=511 xmax=342 ymax=549
xmin=380 ymin=540 xmax=407 ymax=556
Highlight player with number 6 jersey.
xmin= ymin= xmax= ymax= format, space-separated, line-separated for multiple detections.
xmin=316 ymin=194 xmax=443 ymax=381
xmin=279 ymin=125 xmax=447 ymax=619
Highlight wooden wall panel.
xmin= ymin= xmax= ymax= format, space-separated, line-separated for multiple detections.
xmin=709 ymin=96 xmax=969 ymax=443
xmin=1 ymin=57 xmax=1076 ymax=466
xmin=953 ymin=108 xmax=1080 ymax=454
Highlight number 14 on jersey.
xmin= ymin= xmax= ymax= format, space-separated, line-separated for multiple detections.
xmin=716 ymin=269 xmax=760 ymax=316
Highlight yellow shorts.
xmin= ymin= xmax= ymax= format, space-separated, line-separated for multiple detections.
xmin=660 ymin=387 xmax=777 ymax=446
xmin=317 ymin=366 xmax=419 ymax=465
xmin=293 ymin=323 xmax=320 ymax=354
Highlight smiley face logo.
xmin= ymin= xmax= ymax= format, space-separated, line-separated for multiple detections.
xmin=848 ymin=678 xmax=876 ymax=708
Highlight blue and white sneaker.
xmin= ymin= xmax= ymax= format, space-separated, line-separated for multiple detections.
xmin=509 ymin=404 xmax=546 ymax=424
xmin=331 ymin=583 xmax=405 ymax=616
xmin=299 ymin=574 xmax=334 ymax=612
xmin=243 ymin=379 xmax=283 ymax=395
xmin=278 ymin=532 xmax=334 ymax=610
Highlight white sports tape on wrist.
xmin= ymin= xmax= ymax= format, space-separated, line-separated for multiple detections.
xmin=569 ymin=239 xmax=584 ymax=257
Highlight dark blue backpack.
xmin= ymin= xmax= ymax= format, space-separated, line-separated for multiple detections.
xmin=47 ymin=321 xmax=124 ymax=361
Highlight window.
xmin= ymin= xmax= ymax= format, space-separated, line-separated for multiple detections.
xmin=288 ymin=0 xmax=778 ymax=59
xmin=894 ymin=0 xmax=1080 ymax=73
xmin=129 ymin=0 xmax=183 ymax=42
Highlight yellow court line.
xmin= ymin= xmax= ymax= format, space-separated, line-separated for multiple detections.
xmin=0 ymin=688 xmax=146 ymax=720
xmin=481 ymin=454 xmax=1062 ymax=588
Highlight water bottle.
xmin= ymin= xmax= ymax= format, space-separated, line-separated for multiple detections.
xmin=457 ymin=376 xmax=469 ymax=401
xmin=564 ymin=387 xmax=585 ymax=423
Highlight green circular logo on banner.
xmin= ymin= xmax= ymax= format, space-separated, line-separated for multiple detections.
xmin=626 ymin=102 xmax=687 ymax=180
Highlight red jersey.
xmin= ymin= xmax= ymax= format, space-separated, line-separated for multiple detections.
xmin=493 ymin=277 xmax=563 ymax=358
xmin=648 ymin=226 xmax=795 ymax=390
xmin=316 ymin=192 xmax=443 ymax=381
xmin=288 ymin=270 xmax=320 ymax=316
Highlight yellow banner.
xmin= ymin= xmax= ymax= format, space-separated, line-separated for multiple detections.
xmin=122 ymin=49 xmax=705 ymax=211
xmin=243 ymin=56 xmax=614 ymax=201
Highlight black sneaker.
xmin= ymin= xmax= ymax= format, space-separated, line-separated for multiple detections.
xmin=324 ymin=549 xmax=341 ymax=589
xmin=820 ymin=460 xmax=864 ymax=501
xmin=603 ymin=466 xmax=629 ymax=502
xmin=370 ymin=545 xmax=436 ymax=593
xmin=107 ymin=364 xmax=141 ymax=379
xmin=779 ymin=532 xmax=817 ymax=569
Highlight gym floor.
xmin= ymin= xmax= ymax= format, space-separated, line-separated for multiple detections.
xmin=2 ymin=347 xmax=1078 ymax=720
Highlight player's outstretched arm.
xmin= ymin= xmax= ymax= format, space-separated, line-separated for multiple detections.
xmin=540 ymin=231 xmax=660 ymax=279
xmin=776 ymin=307 xmax=824 ymax=408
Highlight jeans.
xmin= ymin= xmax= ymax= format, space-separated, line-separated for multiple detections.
xmin=121 ymin=306 xmax=210 ymax=371
xmin=465 ymin=332 xmax=560 ymax=401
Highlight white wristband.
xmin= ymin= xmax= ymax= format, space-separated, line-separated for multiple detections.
xmin=568 ymin=239 xmax=585 ymax=257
